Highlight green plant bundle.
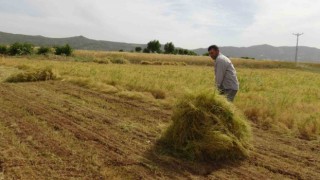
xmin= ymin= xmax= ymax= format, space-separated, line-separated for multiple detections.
xmin=160 ymin=90 xmax=252 ymax=161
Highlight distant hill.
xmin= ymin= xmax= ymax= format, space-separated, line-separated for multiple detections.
xmin=194 ymin=45 xmax=320 ymax=62
xmin=0 ymin=31 xmax=319 ymax=62
xmin=0 ymin=31 xmax=145 ymax=51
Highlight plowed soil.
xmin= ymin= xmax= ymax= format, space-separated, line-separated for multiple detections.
xmin=0 ymin=81 xmax=319 ymax=179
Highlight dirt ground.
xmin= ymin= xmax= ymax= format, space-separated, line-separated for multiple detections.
xmin=0 ymin=81 xmax=319 ymax=179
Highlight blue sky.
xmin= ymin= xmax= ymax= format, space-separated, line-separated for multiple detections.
xmin=0 ymin=0 xmax=319 ymax=49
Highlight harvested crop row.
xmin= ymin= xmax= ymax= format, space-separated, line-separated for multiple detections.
xmin=5 ymin=67 xmax=56 ymax=83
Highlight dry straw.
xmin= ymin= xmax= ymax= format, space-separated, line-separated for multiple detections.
xmin=6 ymin=67 xmax=56 ymax=83
xmin=160 ymin=89 xmax=252 ymax=161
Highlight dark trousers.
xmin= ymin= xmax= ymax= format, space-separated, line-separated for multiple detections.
xmin=220 ymin=89 xmax=238 ymax=102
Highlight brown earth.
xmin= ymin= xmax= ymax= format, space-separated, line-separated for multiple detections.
xmin=0 ymin=81 xmax=319 ymax=179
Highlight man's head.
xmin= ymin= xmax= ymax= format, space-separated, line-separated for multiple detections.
xmin=208 ymin=45 xmax=220 ymax=60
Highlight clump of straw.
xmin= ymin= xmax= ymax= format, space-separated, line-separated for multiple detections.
xmin=6 ymin=67 xmax=56 ymax=83
xmin=160 ymin=90 xmax=252 ymax=161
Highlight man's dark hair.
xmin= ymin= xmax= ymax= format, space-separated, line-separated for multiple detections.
xmin=208 ymin=45 xmax=219 ymax=52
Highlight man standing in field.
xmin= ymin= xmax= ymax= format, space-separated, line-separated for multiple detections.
xmin=208 ymin=45 xmax=239 ymax=102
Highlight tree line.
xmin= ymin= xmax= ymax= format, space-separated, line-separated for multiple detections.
xmin=0 ymin=43 xmax=73 ymax=56
xmin=132 ymin=40 xmax=198 ymax=56
xmin=0 ymin=41 xmax=200 ymax=56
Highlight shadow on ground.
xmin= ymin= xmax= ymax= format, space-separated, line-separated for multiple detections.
xmin=143 ymin=142 xmax=247 ymax=177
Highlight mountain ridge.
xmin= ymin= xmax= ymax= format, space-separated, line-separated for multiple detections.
xmin=0 ymin=31 xmax=146 ymax=51
xmin=194 ymin=44 xmax=320 ymax=62
xmin=0 ymin=31 xmax=319 ymax=62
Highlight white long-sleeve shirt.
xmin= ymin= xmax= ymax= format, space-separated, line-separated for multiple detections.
xmin=214 ymin=53 xmax=239 ymax=90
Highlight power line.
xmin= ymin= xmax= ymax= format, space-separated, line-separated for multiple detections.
xmin=293 ymin=33 xmax=304 ymax=64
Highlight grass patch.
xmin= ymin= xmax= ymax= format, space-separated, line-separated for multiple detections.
xmin=163 ymin=62 xmax=178 ymax=66
xmin=93 ymin=58 xmax=111 ymax=64
xmin=140 ymin=61 xmax=186 ymax=66
xmin=110 ymin=57 xmax=130 ymax=64
xmin=5 ymin=67 xmax=56 ymax=83
xmin=141 ymin=61 xmax=153 ymax=65
xmin=159 ymin=90 xmax=252 ymax=162
xmin=16 ymin=64 xmax=31 ymax=70
xmin=150 ymin=89 xmax=166 ymax=99
xmin=152 ymin=61 xmax=163 ymax=65
xmin=0 ymin=66 xmax=22 ymax=81
xmin=116 ymin=91 xmax=146 ymax=100
xmin=66 ymin=77 xmax=118 ymax=94
xmin=298 ymin=115 xmax=319 ymax=140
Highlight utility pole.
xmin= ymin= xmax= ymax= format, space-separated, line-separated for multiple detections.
xmin=293 ymin=33 xmax=303 ymax=64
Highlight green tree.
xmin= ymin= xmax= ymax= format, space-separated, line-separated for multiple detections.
xmin=143 ymin=48 xmax=150 ymax=53
xmin=188 ymin=51 xmax=197 ymax=56
xmin=54 ymin=44 xmax=73 ymax=56
xmin=8 ymin=43 xmax=34 ymax=56
xmin=37 ymin=46 xmax=51 ymax=55
xmin=0 ymin=45 xmax=7 ymax=55
xmin=164 ymin=42 xmax=175 ymax=54
xmin=135 ymin=47 xmax=142 ymax=52
xmin=175 ymin=48 xmax=197 ymax=56
xmin=176 ymin=49 xmax=184 ymax=55
xmin=147 ymin=40 xmax=161 ymax=53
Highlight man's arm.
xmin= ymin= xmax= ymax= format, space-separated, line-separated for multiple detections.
xmin=215 ymin=59 xmax=227 ymax=90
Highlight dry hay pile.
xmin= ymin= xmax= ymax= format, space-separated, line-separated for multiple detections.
xmin=6 ymin=67 xmax=56 ymax=83
xmin=160 ymin=90 xmax=252 ymax=161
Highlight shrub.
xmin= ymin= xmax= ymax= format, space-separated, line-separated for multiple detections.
xmin=110 ymin=57 xmax=130 ymax=64
xmin=159 ymin=90 xmax=252 ymax=162
xmin=37 ymin=46 xmax=51 ymax=55
xmin=8 ymin=43 xmax=34 ymax=56
xmin=54 ymin=44 xmax=73 ymax=56
xmin=6 ymin=67 xmax=56 ymax=83
xmin=135 ymin=47 xmax=142 ymax=52
xmin=0 ymin=45 xmax=7 ymax=55
xmin=143 ymin=48 xmax=150 ymax=53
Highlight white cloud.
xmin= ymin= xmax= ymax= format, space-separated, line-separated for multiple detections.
xmin=240 ymin=0 xmax=320 ymax=48
xmin=0 ymin=0 xmax=319 ymax=48
xmin=1 ymin=0 xmax=227 ymax=48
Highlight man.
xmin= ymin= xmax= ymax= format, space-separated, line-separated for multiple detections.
xmin=208 ymin=45 xmax=239 ymax=102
